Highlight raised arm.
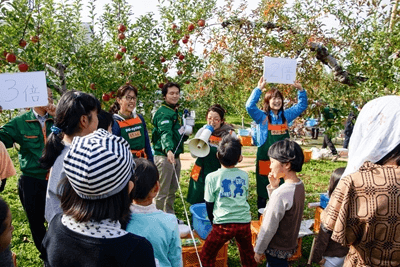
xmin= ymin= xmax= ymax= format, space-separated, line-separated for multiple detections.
xmin=284 ymin=82 xmax=308 ymax=123
xmin=246 ymin=77 xmax=267 ymax=124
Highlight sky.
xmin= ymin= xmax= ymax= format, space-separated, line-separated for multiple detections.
xmin=79 ymin=0 xmax=264 ymax=22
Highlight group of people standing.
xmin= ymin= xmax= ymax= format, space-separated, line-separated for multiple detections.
xmin=0 ymin=74 xmax=399 ymax=267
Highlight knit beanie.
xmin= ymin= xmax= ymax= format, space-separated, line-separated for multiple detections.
xmin=64 ymin=129 xmax=134 ymax=200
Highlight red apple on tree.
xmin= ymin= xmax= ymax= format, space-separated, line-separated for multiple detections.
xmin=118 ymin=24 xmax=126 ymax=33
xmin=115 ymin=52 xmax=122 ymax=60
xmin=163 ymin=68 xmax=168 ymax=73
xmin=119 ymin=46 xmax=126 ymax=53
xmin=172 ymin=39 xmax=178 ymax=44
xmin=176 ymin=51 xmax=181 ymax=57
xmin=118 ymin=33 xmax=125 ymax=40
xmin=6 ymin=53 xmax=16 ymax=63
xmin=182 ymin=38 xmax=188 ymax=44
xmin=18 ymin=63 xmax=29 ymax=72
xmin=198 ymin=19 xmax=205 ymax=27
xmin=171 ymin=24 xmax=177 ymax=30
xmin=102 ymin=93 xmax=110 ymax=102
xmin=90 ymin=83 xmax=96 ymax=90
xmin=185 ymin=80 xmax=190 ymax=84
xmin=179 ymin=54 xmax=185 ymax=61
xmin=188 ymin=23 xmax=195 ymax=32
xmin=160 ymin=56 xmax=166 ymax=63
xmin=19 ymin=39 xmax=27 ymax=48
xmin=30 ymin=35 xmax=39 ymax=43
xmin=158 ymin=83 xmax=164 ymax=89
xmin=177 ymin=70 xmax=183 ymax=76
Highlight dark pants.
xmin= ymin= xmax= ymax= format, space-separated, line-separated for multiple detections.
xmin=343 ymin=123 xmax=354 ymax=149
xmin=266 ymin=254 xmax=288 ymax=267
xmin=311 ymin=127 xmax=319 ymax=139
xmin=322 ymin=134 xmax=337 ymax=155
xmin=18 ymin=175 xmax=48 ymax=254
xmin=0 ymin=178 xmax=6 ymax=192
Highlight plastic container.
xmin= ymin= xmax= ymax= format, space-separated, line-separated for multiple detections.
xmin=239 ymin=136 xmax=252 ymax=146
xmin=238 ymin=129 xmax=250 ymax=136
xmin=320 ymin=193 xmax=330 ymax=209
xmin=303 ymin=150 xmax=312 ymax=163
xmin=189 ymin=203 xmax=212 ymax=240
xmin=178 ymin=224 xmax=191 ymax=238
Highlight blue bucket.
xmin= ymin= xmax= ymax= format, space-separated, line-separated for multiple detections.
xmin=189 ymin=203 xmax=212 ymax=239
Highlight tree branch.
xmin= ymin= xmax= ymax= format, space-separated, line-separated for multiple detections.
xmin=309 ymin=42 xmax=368 ymax=85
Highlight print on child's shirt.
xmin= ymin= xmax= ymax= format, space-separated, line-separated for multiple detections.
xmin=219 ymin=176 xmax=246 ymax=198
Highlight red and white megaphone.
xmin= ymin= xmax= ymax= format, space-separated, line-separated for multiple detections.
xmin=188 ymin=125 xmax=214 ymax=158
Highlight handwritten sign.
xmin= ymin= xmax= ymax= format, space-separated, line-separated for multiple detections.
xmin=263 ymin=57 xmax=297 ymax=84
xmin=0 ymin=72 xmax=48 ymax=110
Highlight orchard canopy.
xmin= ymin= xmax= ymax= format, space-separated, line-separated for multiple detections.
xmin=1 ymin=0 xmax=399 ymax=126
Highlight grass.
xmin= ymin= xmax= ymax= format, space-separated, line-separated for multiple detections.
xmin=3 ymin=136 xmax=347 ymax=267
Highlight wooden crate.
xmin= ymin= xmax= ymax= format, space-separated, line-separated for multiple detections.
xmin=314 ymin=206 xmax=324 ymax=233
xmin=251 ymin=220 xmax=302 ymax=262
xmin=181 ymin=232 xmax=228 ymax=267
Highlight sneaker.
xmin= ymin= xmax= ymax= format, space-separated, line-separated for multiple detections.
xmin=177 ymin=219 xmax=185 ymax=225
xmin=331 ymin=155 xmax=339 ymax=162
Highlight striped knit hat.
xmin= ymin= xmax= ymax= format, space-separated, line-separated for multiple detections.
xmin=64 ymin=129 xmax=134 ymax=200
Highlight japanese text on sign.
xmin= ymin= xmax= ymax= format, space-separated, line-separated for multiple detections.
xmin=0 ymin=71 xmax=48 ymax=110
xmin=263 ymin=57 xmax=297 ymax=84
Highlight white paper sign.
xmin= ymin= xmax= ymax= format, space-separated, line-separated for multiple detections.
xmin=0 ymin=71 xmax=48 ymax=110
xmin=263 ymin=57 xmax=297 ymax=84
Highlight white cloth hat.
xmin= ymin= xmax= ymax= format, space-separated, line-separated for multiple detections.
xmin=64 ymin=129 xmax=134 ymax=199
xmin=342 ymin=95 xmax=400 ymax=178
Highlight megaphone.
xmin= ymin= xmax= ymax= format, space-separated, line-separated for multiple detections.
xmin=188 ymin=125 xmax=214 ymax=158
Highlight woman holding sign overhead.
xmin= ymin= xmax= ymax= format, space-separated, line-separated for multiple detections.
xmin=246 ymin=76 xmax=307 ymax=214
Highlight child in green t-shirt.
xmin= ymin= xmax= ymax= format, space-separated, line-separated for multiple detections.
xmin=200 ymin=135 xmax=257 ymax=267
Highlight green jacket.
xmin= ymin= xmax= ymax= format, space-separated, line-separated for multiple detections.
xmin=0 ymin=110 xmax=53 ymax=179
xmin=151 ymin=103 xmax=188 ymax=157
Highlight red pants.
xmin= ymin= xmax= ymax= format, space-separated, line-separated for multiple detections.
xmin=200 ymin=223 xmax=257 ymax=267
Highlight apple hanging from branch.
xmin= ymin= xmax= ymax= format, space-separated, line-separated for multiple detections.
xmin=118 ymin=24 xmax=126 ymax=33
xmin=18 ymin=63 xmax=29 ymax=72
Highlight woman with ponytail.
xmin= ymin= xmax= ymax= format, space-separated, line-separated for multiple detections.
xmin=40 ymin=91 xmax=101 ymax=223
xmin=186 ymin=104 xmax=236 ymax=205
xmin=109 ymin=83 xmax=153 ymax=162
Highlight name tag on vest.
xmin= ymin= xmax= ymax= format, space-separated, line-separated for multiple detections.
xmin=128 ymin=131 xmax=141 ymax=139
xmin=271 ymin=130 xmax=286 ymax=135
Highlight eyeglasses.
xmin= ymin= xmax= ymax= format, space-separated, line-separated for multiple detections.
xmin=123 ymin=95 xmax=137 ymax=102
xmin=207 ymin=117 xmax=221 ymax=123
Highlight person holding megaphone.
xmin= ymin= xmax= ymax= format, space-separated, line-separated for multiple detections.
xmin=246 ymin=77 xmax=307 ymax=216
xmin=187 ymin=104 xmax=236 ymax=205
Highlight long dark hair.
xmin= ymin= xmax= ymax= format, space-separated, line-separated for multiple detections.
xmin=328 ymin=167 xmax=345 ymax=197
xmin=263 ymin=89 xmax=286 ymax=124
xmin=58 ymin=177 xmax=131 ymax=223
xmin=109 ymin=83 xmax=138 ymax=114
xmin=39 ymin=91 xmax=101 ymax=169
